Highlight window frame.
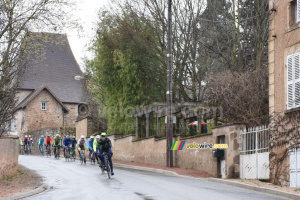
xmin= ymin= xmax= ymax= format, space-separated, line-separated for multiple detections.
xmin=41 ymin=102 xmax=47 ymax=111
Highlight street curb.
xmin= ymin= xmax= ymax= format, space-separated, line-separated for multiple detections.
xmin=0 ymin=184 xmax=47 ymax=200
xmin=114 ymin=163 xmax=300 ymax=200
xmin=114 ymin=163 xmax=179 ymax=176
xmin=207 ymin=178 xmax=300 ymax=200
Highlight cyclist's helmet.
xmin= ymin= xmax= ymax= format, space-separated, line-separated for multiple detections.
xmin=41 ymin=135 xmax=44 ymax=138
xmin=66 ymin=135 xmax=70 ymax=139
xmin=81 ymin=135 xmax=85 ymax=139
xmin=90 ymin=136 xmax=94 ymax=139
xmin=101 ymin=133 xmax=107 ymax=138
xmin=47 ymin=135 xmax=50 ymax=138
xmin=56 ymin=134 xmax=60 ymax=138
xmin=29 ymin=135 xmax=31 ymax=138
xmin=25 ymin=135 xmax=28 ymax=138
xmin=72 ymin=136 xmax=75 ymax=139
xmin=96 ymin=135 xmax=100 ymax=139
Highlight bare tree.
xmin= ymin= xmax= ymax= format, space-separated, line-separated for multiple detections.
xmin=0 ymin=0 xmax=76 ymax=136
xmin=204 ymin=69 xmax=269 ymax=126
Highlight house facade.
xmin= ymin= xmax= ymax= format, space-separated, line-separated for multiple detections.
xmin=269 ymin=0 xmax=300 ymax=187
xmin=9 ymin=32 xmax=88 ymax=136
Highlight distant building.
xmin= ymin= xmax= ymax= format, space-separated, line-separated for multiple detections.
xmin=269 ymin=0 xmax=300 ymax=187
xmin=10 ymin=32 xmax=88 ymax=136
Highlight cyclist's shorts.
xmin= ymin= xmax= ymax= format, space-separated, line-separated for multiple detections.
xmin=79 ymin=144 xmax=84 ymax=149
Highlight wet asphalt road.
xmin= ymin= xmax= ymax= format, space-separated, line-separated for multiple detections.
xmin=18 ymin=155 xmax=290 ymax=200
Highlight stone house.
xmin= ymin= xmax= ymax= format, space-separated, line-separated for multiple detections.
xmin=9 ymin=32 xmax=89 ymax=137
xmin=269 ymin=0 xmax=300 ymax=187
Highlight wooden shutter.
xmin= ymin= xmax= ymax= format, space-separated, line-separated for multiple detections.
xmin=297 ymin=0 xmax=300 ymax=23
xmin=287 ymin=55 xmax=294 ymax=109
xmin=294 ymin=53 xmax=300 ymax=107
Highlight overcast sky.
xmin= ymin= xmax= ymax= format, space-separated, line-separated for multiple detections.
xmin=67 ymin=0 xmax=109 ymax=70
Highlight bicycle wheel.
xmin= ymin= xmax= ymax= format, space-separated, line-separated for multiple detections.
xmin=66 ymin=149 xmax=70 ymax=162
xmin=100 ymin=160 xmax=105 ymax=173
xmin=106 ymin=156 xmax=111 ymax=179
xmin=25 ymin=145 xmax=28 ymax=154
xmin=71 ymin=149 xmax=75 ymax=161
xmin=57 ymin=147 xmax=60 ymax=159
xmin=89 ymin=151 xmax=92 ymax=165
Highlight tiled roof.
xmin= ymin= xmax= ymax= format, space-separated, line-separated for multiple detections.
xmin=18 ymin=32 xmax=84 ymax=104
xmin=15 ymin=85 xmax=69 ymax=113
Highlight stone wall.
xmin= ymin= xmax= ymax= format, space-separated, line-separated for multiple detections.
xmin=76 ymin=118 xmax=87 ymax=139
xmin=108 ymin=124 xmax=244 ymax=178
xmin=175 ymin=134 xmax=217 ymax=176
xmin=18 ymin=90 xmax=64 ymax=133
xmin=212 ymin=125 xmax=244 ymax=178
xmin=0 ymin=137 xmax=19 ymax=179
xmin=64 ymin=104 xmax=78 ymax=128
xmin=110 ymin=135 xmax=167 ymax=166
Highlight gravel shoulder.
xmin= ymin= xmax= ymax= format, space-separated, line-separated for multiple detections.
xmin=0 ymin=165 xmax=43 ymax=199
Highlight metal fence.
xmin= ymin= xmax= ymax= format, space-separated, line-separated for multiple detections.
xmin=240 ymin=125 xmax=269 ymax=155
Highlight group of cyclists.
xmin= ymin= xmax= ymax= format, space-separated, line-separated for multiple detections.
xmin=23 ymin=133 xmax=114 ymax=176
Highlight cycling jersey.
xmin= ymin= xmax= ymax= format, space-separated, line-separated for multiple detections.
xmin=23 ymin=138 xmax=30 ymax=145
xmin=39 ymin=137 xmax=45 ymax=145
xmin=71 ymin=139 xmax=77 ymax=148
xmin=98 ymin=138 xmax=112 ymax=152
xmin=63 ymin=138 xmax=72 ymax=147
xmin=77 ymin=138 xmax=86 ymax=149
xmin=53 ymin=138 xmax=62 ymax=146
xmin=45 ymin=137 xmax=53 ymax=145
xmin=87 ymin=138 xmax=94 ymax=150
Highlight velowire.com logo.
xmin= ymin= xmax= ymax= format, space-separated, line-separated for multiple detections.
xmin=170 ymin=141 xmax=228 ymax=150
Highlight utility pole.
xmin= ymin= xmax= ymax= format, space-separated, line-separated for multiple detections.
xmin=166 ymin=0 xmax=173 ymax=167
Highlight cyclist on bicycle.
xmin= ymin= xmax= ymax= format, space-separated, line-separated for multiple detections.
xmin=87 ymin=136 xmax=97 ymax=162
xmin=71 ymin=136 xmax=77 ymax=148
xmin=93 ymin=135 xmax=100 ymax=163
xmin=23 ymin=135 xmax=30 ymax=145
xmin=70 ymin=136 xmax=77 ymax=157
xmin=38 ymin=135 xmax=45 ymax=154
xmin=23 ymin=135 xmax=31 ymax=154
xmin=98 ymin=133 xmax=114 ymax=175
xmin=63 ymin=135 xmax=72 ymax=157
xmin=45 ymin=135 xmax=53 ymax=146
xmin=45 ymin=135 xmax=53 ymax=155
xmin=53 ymin=134 xmax=62 ymax=157
xmin=77 ymin=135 xmax=86 ymax=164
xmin=29 ymin=135 xmax=33 ymax=146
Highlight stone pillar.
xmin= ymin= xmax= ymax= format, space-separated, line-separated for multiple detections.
xmin=135 ymin=117 xmax=139 ymax=138
xmin=157 ymin=117 xmax=161 ymax=136
xmin=146 ymin=113 xmax=150 ymax=138
xmin=183 ymin=119 xmax=187 ymax=133
xmin=197 ymin=115 xmax=202 ymax=133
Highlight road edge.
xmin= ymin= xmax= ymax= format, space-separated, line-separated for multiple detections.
xmin=0 ymin=184 xmax=48 ymax=200
xmin=115 ymin=163 xmax=300 ymax=200
xmin=114 ymin=163 xmax=179 ymax=176
xmin=207 ymin=178 xmax=300 ymax=200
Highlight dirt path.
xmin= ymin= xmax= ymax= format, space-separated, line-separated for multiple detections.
xmin=0 ymin=165 xmax=43 ymax=199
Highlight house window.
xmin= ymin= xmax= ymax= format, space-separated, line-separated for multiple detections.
xmin=290 ymin=0 xmax=300 ymax=24
xmin=287 ymin=52 xmax=300 ymax=110
xmin=41 ymin=102 xmax=47 ymax=110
